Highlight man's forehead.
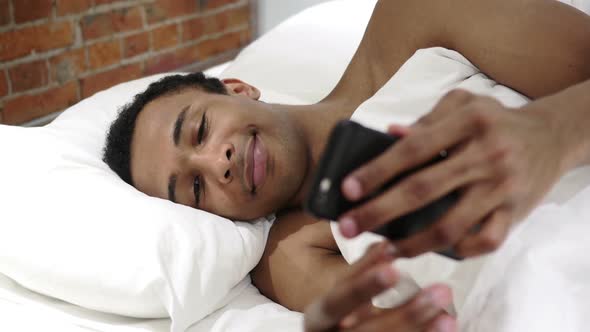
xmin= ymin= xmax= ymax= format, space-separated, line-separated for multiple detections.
xmin=130 ymin=90 xmax=202 ymax=198
xmin=130 ymin=111 xmax=173 ymax=199
xmin=141 ymin=88 xmax=204 ymax=119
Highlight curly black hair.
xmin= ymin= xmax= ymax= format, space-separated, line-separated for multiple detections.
xmin=102 ymin=72 xmax=227 ymax=185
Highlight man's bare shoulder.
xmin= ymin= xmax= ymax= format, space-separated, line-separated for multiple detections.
xmin=271 ymin=208 xmax=339 ymax=251
xmin=251 ymin=209 xmax=344 ymax=311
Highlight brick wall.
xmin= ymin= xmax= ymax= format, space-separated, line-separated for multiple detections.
xmin=0 ymin=0 xmax=254 ymax=125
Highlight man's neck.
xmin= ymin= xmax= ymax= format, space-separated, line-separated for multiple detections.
xmin=271 ymin=98 xmax=360 ymax=211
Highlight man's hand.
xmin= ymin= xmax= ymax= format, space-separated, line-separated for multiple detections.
xmin=304 ymin=241 xmax=455 ymax=332
xmin=338 ymin=90 xmax=571 ymax=258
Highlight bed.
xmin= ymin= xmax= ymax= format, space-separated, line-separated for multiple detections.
xmin=1 ymin=1 xmax=590 ymax=332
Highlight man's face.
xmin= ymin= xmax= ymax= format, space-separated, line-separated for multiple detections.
xmin=130 ymin=85 xmax=307 ymax=220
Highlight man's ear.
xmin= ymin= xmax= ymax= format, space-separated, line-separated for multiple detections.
xmin=221 ymin=78 xmax=261 ymax=100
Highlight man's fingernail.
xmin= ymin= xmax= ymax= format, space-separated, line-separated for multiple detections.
xmin=384 ymin=243 xmax=398 ymax=258
xmin=342 ymin=177 xmax=362 ymax=200
xmin=435 ymin=315 xmax=456 ymax=332
xmin=388 ymin=124 xmax=410 ymax=136
xmin=339 ymin=217 xmax=358 ymax=237
xmin=428 ymin=286 xmax=451 ymax=308
xmin=377 ymin=265 xmax=397 ymax=287
xmin=340 ymin=314 xmax=358 ymax=329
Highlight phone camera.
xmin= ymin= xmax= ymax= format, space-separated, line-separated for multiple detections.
xmin=320 ymin=178 xmax=332 ymax=193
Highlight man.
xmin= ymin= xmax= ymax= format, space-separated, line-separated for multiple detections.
xmin=104 ymin=0 xmax=590 ymax=329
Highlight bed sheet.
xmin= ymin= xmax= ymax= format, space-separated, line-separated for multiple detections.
xmin=0 ymin=272 xmax=302 ymax=332
xmin=0 ymin=273 xmax=170 ymax=332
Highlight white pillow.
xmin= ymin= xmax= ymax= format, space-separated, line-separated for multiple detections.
xmin=0 ymin=74 xmax=273 ymax=332
xmin=221 ymin=0 xmax=377 ymax=103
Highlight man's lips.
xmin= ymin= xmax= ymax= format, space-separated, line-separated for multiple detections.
xmin=252 ymin=135 xmax=268 ymax=189
xmin=244 ymin=133 xmax=268 ymax=193
xmin=244 ymin=135 xmax=254 ymax=192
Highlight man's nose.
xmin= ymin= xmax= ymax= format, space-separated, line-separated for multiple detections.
xmin=192 ymin=143 xmax=235 ymax=184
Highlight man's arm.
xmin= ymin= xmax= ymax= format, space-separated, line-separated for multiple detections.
xmin=253 ymin=0 xmax=590 ymax=310
xmin=525 ymin=79 xmax=590 ymax=170
xmin=332 ymin=1 xmax=590 ymax=259
xmin=251 ymin=211 xmax=349 ymax=312
xmin=440 ymin=0 xmax=590 ymax=98
xmin=327 ymin=0 xmax=590 ymax=105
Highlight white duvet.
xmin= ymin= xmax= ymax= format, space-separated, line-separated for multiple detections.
xmin=332 ymin=47 xmax=590 ymax=331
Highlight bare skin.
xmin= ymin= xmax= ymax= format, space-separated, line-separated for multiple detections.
xmin=128 ymin=0 xmax=590 ymax=321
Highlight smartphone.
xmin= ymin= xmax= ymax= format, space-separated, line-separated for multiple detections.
xmin=305 ymin=120 xmax=462 ymax=260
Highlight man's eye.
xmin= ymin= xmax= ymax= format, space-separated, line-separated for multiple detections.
xmin=193 ymin=176 xmax=201 ymax=206
xmin=197 ymin=113 xmax=207 ymax=145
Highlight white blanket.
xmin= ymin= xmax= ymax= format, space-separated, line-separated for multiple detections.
xmin=332 ymin=47 xmax=590 ymax=331
xmin=460 ymin=186 xmax=590 ymax=331
xmin=0 ymin=267 xmax=301 ymax=332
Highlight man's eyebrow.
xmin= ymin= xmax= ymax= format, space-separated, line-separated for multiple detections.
xmin=168 ymin=174 xmax=177 ymax=203
xmin=173 ymin=105 xmax=190 ymax=146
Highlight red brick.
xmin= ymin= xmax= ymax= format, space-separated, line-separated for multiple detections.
xmin=56 ymin=0 xmax=93 ymax=16
xmin=124 ymin=31 xmax=150 ymax=58
xmin=145 ymin=0 xmax=199 ymax=24
xmin=144 ymin=44 xmax=199 ymax=75
xmin=0 ymin=71 xmax=8 ymax=97
xmin=81 ymin=63 xmax=142 ymax=98
xmin=225 ymin=6 xmax=250 ymax=29
xmin=197 ymin=31 xmax=242 ymax=59
xmin=50 ymin=48 xmax=87 ymax=84
xmin=201 ymin=7 xmax=249 ymax=35
xmin=0 ymin=0 xmax=10 ymax=26
xmin=204 ymin=0 xmax=239 ymax=10
xmin=240 ymin=27 xmax=252 ymax=45
xmin=3 ymin=81 xmax=78 ymax=125
xmin=87 ymin=39 xmax=122 ymax=70
xmin=0 ymin=22 xmax=74 ymax=61
xmin=151 ymin=23 xmax=179 ymax=51
xmin=95 ymin=0 xmax=124 ymax=4
xmin=9 ymin=60 xmax=49 ymax=93
xmin=203 ymin=12 xmax=227 ymax=35
xmin=14 ymin=0 xmax=52 ymax=23
xmin=182 ymin=17 xmax=204 ymax=41
xmin=81 ymin=6 xmax=143 ymax=40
